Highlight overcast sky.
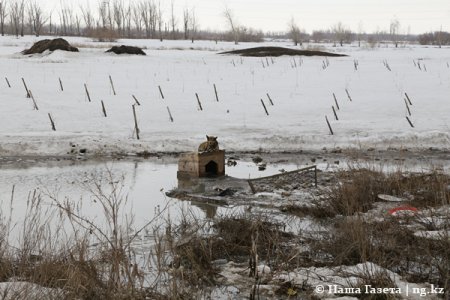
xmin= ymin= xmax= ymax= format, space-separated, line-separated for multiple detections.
xmin=42 ymin=0 xmax=450 ymax=34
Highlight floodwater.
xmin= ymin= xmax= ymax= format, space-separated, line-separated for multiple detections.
xmin=0 ymin=158 xmax=300 ymax=232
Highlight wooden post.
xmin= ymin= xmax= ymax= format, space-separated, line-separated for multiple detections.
xmin=132 ymin=105 xmax=140 ymax=139
xmin=332 ymin=106 xmax=339 ymax=120
xmin=266 ymin=93 xmax=274 ymax=105
xmin=109 ymin=75 xmax=116 ymax=95
xmin=404 ymin=92 xmax=412 ymax=105
xmin=260 ymin=99 xmax=269 ymax=116
xmin=213 ymin=84 xmax=219 ymax=102
xmin=167 ymin=106 xmax=174 ymax=122
xmin=84 ymin=84 xmax=91 ymax=102
xmin=5 ymin=77 xmax=11 ymax=88
xmin=48 ymin=113 xmax=56 ymax=131
xmin=325 ymin=115 xmax=334 ymax=135
xmin=158 ymin=85 xmax=164 ymax=99
xmin=101 ymin=100 xmax=107 ymax=117
xmin=29 ymin=90 xmax=39 ymax=110
xmin=59 ymin=78 xmax=63 ymax=91
xmin=22 ymin=78 xmax=31 ymax=98
xmin=132 ymin=95 xmax=141 ymax=106
xmin=406 ymin=116 xmax=414 ymax=128
xmin=196 ymin=93 xmax=203 ymax=111
xmin=333 ymin=93 xmax=340 ymax=110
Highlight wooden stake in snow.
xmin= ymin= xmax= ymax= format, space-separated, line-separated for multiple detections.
xmin=345 ymin=89 xmax=352 ymax=101
xmin=260 ymin=99 xmax=269 ymax=116
xmin=132 ymin=104 xmax=140 ymax=139
xmin=266 ymin=93 xmax=274 ymax=105
xmin=84 ymin=84 xmax=91 ymax=102
xmin=158 ymin=85 xmax=164 ymax=99
xmin=406 ymin=116 xmax=414 ymax=128
xmin=196 ymin=93 xmax=203 ymax=111
xmin=22 ymin=78 xmax=31 ymax=98
xmin=333 ymin=93 xmax=340 ymax=110
xmin=132 ymin=95 xmax=141 ymax=106
xmin=29 ymin=90 xmax=39 ymax=110
xmin=325 ymin=115 xmax=334 ymax=135
xmin=109 ymin=75 xmax=116 ymax=95
xmin=404 ymin=92 xmax=412 ymax=105
xmin=101 ymin=100 xmax=107 ymax=117
xmin=213 ymin=84 xmax=219 ymax=102
xmin=332 ymin=106 xmax=339 ymax=120
xmin=48 ymin=113 xmax=56 ymax=131
xmin=167 ymin=106 xmax=174 ymax=122
xmin=59 ymin=78 xmax=63 ymax=91
xmin=5 ymin=77 xmax=11 ymax=88
xmin=404 ymin=99 xmax=411 ymax=116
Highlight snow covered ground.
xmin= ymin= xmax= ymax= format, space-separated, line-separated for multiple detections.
xmin=1 ymin=36 xmax=449 ymax=157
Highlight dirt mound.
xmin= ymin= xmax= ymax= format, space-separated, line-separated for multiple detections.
xmin=105 ymin=45 xmax=146 ymax=55
xmin=220 ymin=46 xmax=346 ymax=57
xmin=22 ymin=38 xmax=79 ymax=55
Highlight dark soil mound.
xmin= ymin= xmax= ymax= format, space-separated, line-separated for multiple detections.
xmin=22 ymin=38 xmax=79 ymax=54
xmin=220 ymin=46 xmax=346 ymax=57
xmin=105 ymin=45 xmax=146 ymax=55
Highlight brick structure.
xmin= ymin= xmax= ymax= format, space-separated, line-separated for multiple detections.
xmin=177 ymin=150 xmax=225 ymax=178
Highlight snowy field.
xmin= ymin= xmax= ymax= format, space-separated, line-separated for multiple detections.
xmin=0 ymin=36 xmax=449 ymax=157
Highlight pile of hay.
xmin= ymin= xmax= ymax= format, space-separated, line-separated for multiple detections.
xmin=105 ymin=45 xmax=146 ymax=55
xmin=220 ymin=46 xmax=346 ymax=57
xmin=22 ymin=38 xmax=79 ymax=54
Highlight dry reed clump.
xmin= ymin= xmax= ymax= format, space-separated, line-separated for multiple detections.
xmin=315 ymin=168 xmax=450 ymax=217
xmin=0 ymin=169 xmax=169 ymax=299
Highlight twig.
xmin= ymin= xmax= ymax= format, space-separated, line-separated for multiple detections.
xmin=158 ymin=85 xmax=164 ymax=99
xmin=266 ymin=93 xmax=274 ymax=105
xmin=333 ymin=93 xmax=340 ymax=110
xmin=84 ymin=83 xmax=91 ymax=102
xmin=48 ymin=113 xmax=56 ymax=131
xmin=325 ymin=115 xmax=334 ymax=135
xmin=29 ymin=90 xmax=39 ymax=110
xmin=101 ymin=100 xmax=107 ymax=117
xmin=260 ymin=99 xmax=269 ymax=116
xmin=213 ymin=84 xmax=219 ymax=102
xmin=132 ymin=105 xmax=140 ymax=139
xmin=196 ymin=93 xmax=203 ymax=111
xmin=167 ymin=106 xmax=174 ymax=122
xmin=109 ymin=75 xmax=116 ymax=95
xmin=5 ymin=77 xmax=11 ymax=88
xmin=59 ymin=77 xmax=63 ymax=91
xmin=22 ymin=78 xmax=31 ymax=98
xmin=332 ymin=106 xmax=339 ymax=120
xmin=132 ymin=95 xmax=141 ymax=106
xmin=406 ymin=116 xmax=414 ymax=128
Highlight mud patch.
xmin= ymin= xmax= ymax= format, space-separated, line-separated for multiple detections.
xmin=22 ymin=38 xmax=79 ymax=55
xmin=220 ymin=46 xmax=346 ymax=57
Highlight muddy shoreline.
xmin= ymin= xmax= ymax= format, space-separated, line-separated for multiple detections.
xmin=1 ymin=148 xmax=449 ymax=171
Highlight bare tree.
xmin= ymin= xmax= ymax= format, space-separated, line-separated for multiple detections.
xmin=9 ymin=1 xmax=22 ymax=36
xmin=19 ymin=0 xmax=25 ymax=36
xmin=112 ymin=0 xmax=124 ymax=36
xmin=357 ymin=21 xmax=364 ymax=47
xmin=28 ymin=1 xmax=48 ymax=36
xmin=80 ymin=3 xmax=94 ymax=34
xmin=124 ymin=4 xmax=132 ymax=38
xmin=182 ymin=7 xmax=189 ymax=40
xmin=156 ymin=1 xmax=163 ymax=41
xmin=140 ymin=0 xmax=158 ymax=39
xmin=0 ymin=0 xmax=8 ymax=36
xmin=288 ymin=17 xmax=301 ymax=46
xmin=332 ymin=21 xmax=349 ymax=46
xmin=390 ymin=18 xmax=400 ymax=48
xmin=223 ymin=6 xmax=239 ymax=44
xmin=190 ymin=7 xmax=197 ymax=43
xmin=169 ymin=0 xmax=177 ymax=39
xmin=59 ymin=2 xmax=75 ymax=36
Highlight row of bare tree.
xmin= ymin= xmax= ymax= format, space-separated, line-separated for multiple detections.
xmin=0 ymin=0 xmax=201 ymax=42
